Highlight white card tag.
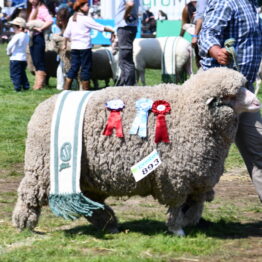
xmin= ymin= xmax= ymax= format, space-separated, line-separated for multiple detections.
xmin=131 ymin=149 xmax=162 ymax=182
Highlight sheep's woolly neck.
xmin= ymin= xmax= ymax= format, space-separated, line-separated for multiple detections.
xmin=25 ymin=68 xmax=246 ymax=208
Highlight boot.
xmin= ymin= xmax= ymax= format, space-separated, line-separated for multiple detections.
xmin=81 ymin=80 xmax=90 ymax=91
xmin=63 ymin=77 xmax=73 ymax=90
xmin=33 ymin=71 xmax=46 ymax=90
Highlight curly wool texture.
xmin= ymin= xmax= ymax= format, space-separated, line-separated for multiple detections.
xmin=13 ymin=68 xmax=246 ymax=230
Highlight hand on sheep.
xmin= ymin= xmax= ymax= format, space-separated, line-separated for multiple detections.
xmin=209 ymin=45 xmax=230 ymax=65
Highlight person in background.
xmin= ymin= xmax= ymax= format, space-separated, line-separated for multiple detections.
xmin=115 ymin=0 xmax=140 ymax=86
xmin=142 ymin=8 xmax=156 ymax=34
xmin=6 ymin=17 xmax=30 ymax=92
xmin=27 ymin=0 xmax=53 ymax=90
xmin=191 ymin=0 xmax=207 ymax=67
xmin=63 ymin=0 xmax=114 ymax=90
xmin=198 ymin=0 xmax=262 ymax=202
xmin=157 ymin=10 xmax=168 ymax=20
xmin=179 ymin=0 xmax=197 ymax=37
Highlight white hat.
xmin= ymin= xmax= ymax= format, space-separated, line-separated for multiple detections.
xmin=9 ymin=17 xmax=26 ymax=28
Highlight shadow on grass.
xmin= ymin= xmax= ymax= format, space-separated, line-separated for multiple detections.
xmin=63 ymin=218 xmax=262 ymax=239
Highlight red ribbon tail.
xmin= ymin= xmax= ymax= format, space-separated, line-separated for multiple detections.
xmin=103 ymin=111 xmax=124 ymax=137
xmin=155 ymin=114 xmax=170 ymax=143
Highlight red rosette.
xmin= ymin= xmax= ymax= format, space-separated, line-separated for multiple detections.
xmin=103 ymin=99 xmax=124 ymax=138
xmin=152 ymin=100 xmax=171 ymax=143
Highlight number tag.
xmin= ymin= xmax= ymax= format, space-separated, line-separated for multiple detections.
xmin=131 ymin=149 xmax=162 ymax=182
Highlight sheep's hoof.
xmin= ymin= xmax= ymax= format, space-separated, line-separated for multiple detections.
xmin=105 ymin=227 xmax=119 ymax=234
xmin=168 ymin=227 xmax=185 ymax=237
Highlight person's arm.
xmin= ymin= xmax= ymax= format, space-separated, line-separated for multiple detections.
xmin=191 ymin=18 xmax=202 ymax=45
xmin=6 ymin=34 xmax=18 ymax=56
xmin=198 ymin=1 xmax=232 ymax=65
xmin=33 ymin=5 xmax=53 ymax=32
xmin=123 ymin=1 xmax=134 ymax=21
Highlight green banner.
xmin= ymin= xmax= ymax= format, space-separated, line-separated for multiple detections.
xmin=156 ymin=20 xmax=192 ymax=41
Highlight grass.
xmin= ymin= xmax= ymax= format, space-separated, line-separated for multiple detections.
xmin=0 ymin=43 xmax=261 ymax=262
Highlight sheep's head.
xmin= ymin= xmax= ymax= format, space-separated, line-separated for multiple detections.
xmin=184 ymin=68 xmax=261 ymax=143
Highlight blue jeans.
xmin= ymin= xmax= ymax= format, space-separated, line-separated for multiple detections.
xmin=29 ymin=33 xmax=46 ymax=71
xmin=67 ymin=48 xmax=92 ymax=81
xmin=10 ymin=60 xmax=30 ymax=91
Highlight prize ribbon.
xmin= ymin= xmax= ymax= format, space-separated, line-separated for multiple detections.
xmin=103 ymin=99 xmax=125 ymax=137
xmin=152 ymin=100 xmax=171 ymax=143
xmin=129 ymin=98 xmax=153 ymax=138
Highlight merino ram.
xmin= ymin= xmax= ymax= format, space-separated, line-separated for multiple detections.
xmin=12 ymin=68 xmax=260 ymax=236
xmin=133 ymin=36 xmax=192 ymax=85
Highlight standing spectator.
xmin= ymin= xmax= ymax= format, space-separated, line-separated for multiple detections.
xmin=179 ymin=0 xmax=197 ymax=37
xmin=63 ymin=0 xmax=114 ymax=90
xmin=142 ymin=8 xmax=156 ymax=34
xmin=27 ymin=0 xmax=53 ymax=90
xmin=198 ymin=0 xmax=262 ymax=201
xmin=115 ymin=0 xmax=140 ymax=86
xmin=6 ymin=17 xmax=30 ymax=92
xmin=191 ymin=0 xmax=207 ymax=67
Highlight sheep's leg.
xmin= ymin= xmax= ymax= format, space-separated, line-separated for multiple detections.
xmin=140 ymin=70 xmax=146 ymax=86
xmin=166 ymin=206 xmax=185 ymax=236
xmin=84 ymin=203 xmax=119 ymax=233
xmin=12 ymin=171 xmax=48 ymax=231
xmin=135 ymin=69 xmax=140 ymax=84
xmin=180 ymin=201 xmax=204 ymax=228
xmin=92 ymin=79 xmax=99 ymax=89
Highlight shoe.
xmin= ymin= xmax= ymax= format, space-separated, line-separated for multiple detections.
xmin=81 ymin=80 xmax=90 ymax=90
xmin=63 ymin=78 xmax=73 ymax=90
xmin=33 ymin=71 xmax=46 ymax=90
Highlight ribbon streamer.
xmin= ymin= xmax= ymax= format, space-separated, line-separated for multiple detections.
xmin=152 ymin=100 xmax=171 ymax=143
xmin=103 ymin=99 xmax=124 ymax=137
xmin=129 ymin=98 xmax=153 ymax=138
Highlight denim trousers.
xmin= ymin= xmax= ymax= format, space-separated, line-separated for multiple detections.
xmin=67 ymin=48 xmax=92 ymax=81
xmin=29 ymin=33 xmax=46 ymax=71
xmin=10 ymin=60 xmax=30 ymax=91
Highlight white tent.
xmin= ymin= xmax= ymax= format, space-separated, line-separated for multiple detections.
xmin=100 ymin=0 xmax=191 ymax=21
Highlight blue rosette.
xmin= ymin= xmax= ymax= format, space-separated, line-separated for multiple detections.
xmin=129 ymin=98 xmax=153 ymax=138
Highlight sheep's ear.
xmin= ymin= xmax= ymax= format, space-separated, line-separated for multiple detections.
xmin=206 ymin=97 xmax=216 ymax=106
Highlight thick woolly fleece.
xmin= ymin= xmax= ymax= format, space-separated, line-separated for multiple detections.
xmin=12 ymin=68 xmax=246 ymax=231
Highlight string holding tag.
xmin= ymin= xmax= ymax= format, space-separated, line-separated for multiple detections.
xmin=129 ymin=98 xmax=153 ymax=138
xmin=152 ymin=100 xmax=171 ymax=143
xmin=103 ymin=99 xmax=125 ymax=137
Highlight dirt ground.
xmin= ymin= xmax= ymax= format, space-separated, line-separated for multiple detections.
xmin=0 ymin=167 xmax=261 ymax=261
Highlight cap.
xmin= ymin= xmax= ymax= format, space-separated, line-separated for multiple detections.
xmin=9 ymin=17 xmax=26 ymax=28
xmin=73 ymin=0 xmax=87 ymax=11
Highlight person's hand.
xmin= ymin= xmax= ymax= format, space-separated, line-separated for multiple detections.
xmin=34 ymin=27 xmax=43 ymax=33
xmin=191 ymin=36 xmax=198 ymax=47
xmin=110 ymin=32 xmax=115 ymax=43
xmin=209 ymin=45 xmax=230 ymax=65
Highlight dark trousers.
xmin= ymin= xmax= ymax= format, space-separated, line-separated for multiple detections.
xmin=29 ymin=33 xmax=46 ymax=71
xmin=67 ymin=48 xmax=92 ymax=81
xmin=117 ymin=27 xmax=137 ymax=86
xmin=10 ymin=60 xmax=30 ymax=91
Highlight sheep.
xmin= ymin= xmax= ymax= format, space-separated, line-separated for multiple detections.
xmin=12 ymin=68 xmax=261 ymax=236
xmin=133 ymin=36 xmax=192 ymax=85
xmin=50 ymin=34 xmax=118 ymax=89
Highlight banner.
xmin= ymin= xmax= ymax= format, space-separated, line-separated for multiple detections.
xmin=100 ymin=0 xmax=191 ymax=21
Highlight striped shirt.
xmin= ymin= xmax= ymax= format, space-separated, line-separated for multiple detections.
xmin=199 ymin=0 xmax=262 ymax=83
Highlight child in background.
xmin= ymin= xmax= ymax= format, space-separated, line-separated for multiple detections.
xmin=6 ymin=17 xmax=30 ymax=92
xmin=63 ymin=0 xmax=115 ymax=90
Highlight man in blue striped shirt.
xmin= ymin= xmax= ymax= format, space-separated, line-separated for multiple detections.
xmin=198 ymin=0 xmax=262 ymax=202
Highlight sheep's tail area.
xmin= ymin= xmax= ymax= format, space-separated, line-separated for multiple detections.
xmin=49 ymin=193 xmax=104 ymax=220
